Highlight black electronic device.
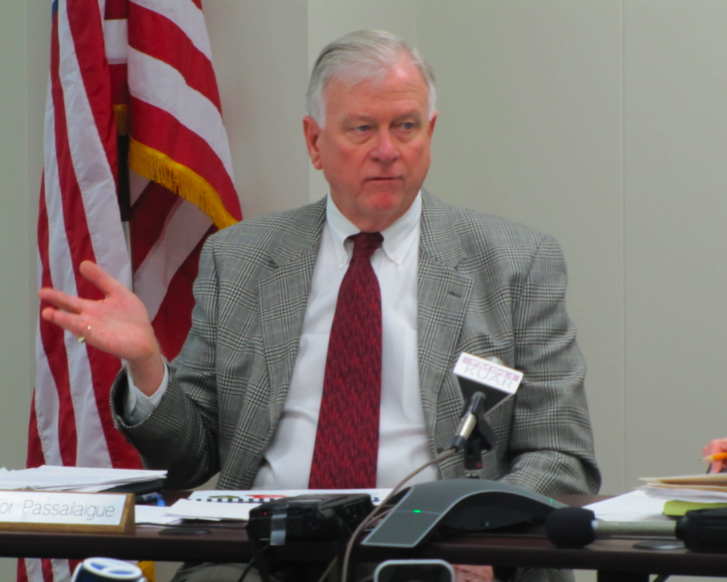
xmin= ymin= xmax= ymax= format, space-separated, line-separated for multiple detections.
xmin=679 ymin=508 xmax=727 ymax=552
xmin=374 ymin=560 xmax=454 ymax=582
xmin=105 ymin=478 xmax=166 ymax=496
xmin=246 ymin=493 xmax=373 ymax=543
xmin=362 ymin=479 xmax=566 ymax=548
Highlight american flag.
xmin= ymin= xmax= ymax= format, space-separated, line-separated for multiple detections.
xmin=24 ymin=1 xmax=240 ymax=580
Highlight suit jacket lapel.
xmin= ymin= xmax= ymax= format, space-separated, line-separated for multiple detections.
xmin=418 ymin=193 xmax=473 ymax=447
xmin=258 ymin=199 xmax=326 ymax=422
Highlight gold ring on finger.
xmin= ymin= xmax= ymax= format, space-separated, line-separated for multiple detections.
xmin=77 ymin=325 xmax=91 ymax=343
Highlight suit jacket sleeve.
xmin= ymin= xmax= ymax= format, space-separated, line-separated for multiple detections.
xmin=419 ymin=196 xmax=600 ymax=496
xmin=111 ymin=238 xmax=224 ymax=489
xmin=496 ymin=234 xmax=600 ymax=495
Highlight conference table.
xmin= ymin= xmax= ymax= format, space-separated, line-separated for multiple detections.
xmin=1 ymin=495 xmax=727 ymax=581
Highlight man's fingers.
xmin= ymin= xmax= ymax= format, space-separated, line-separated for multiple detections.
xmin=79 ymin=260 xmax=126 ymax=297
xmin=40 ymin=307 xmax=60 ymax=325
xmin=39 ymin=262 xmax=125 ymax=305
xmin=41 ymin=306 xmax=86 ymax=336
xmin=453 ymin=565 xmax=494 ymax=582
xmin=703 ymin=440 xmax=727 ymax=473
xmin=703 ymin=439 xmax=727 ymax=458
xmin=39 ymin=288 xmax=84 ymax=314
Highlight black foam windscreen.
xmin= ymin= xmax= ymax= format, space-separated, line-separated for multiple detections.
xmin=545 ymin=507 xmax=597 ymax=548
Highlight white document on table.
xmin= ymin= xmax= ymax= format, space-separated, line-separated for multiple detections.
xmin=135 ymin=505 xmax=182 ymax=526
xmin=0 ymin=465 xmax=166 ymax=492
xmin=166 ymin=488 xmax=391 ymax=522
xmin=584 ymin=490 xmax=669 ymax=522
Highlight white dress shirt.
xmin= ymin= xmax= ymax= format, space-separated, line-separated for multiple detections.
xmin=126 ymin=193 xmax=438 ymax=488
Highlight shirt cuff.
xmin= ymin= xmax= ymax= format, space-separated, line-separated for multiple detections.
xmin=122 ymin=361 xmax=169 ymax=425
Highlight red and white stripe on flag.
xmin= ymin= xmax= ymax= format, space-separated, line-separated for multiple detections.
xmin=24 ymin=0 xmax=240 ymax=580
xmin=124 ymin=0 xmax=241 ymax=358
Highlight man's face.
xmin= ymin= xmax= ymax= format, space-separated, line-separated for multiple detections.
xmin=303 ymin=58 xmax=437 ymax=232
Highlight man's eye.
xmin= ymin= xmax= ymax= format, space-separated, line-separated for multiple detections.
xmin=396 ymin=121 xmax=419 ymax=133
xmin=353 ymin=125 xmax=371 ymax=133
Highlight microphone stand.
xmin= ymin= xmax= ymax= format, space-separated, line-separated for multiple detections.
xmin=451 ymin=391 xmax=497 ymax=478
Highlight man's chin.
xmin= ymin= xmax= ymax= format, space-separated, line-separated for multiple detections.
xmin=362 ymin=182 xmax=410 ymax=205
xmin=363 ymin=191 xmax=407 ymax=215
xmin=331 ymin=186 xmax=418 ymax=229
xmin=353 ymin=191 xmax=417 ymax=230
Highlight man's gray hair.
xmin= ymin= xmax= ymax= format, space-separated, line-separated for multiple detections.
xmin=306 ymin=30 xmax=436 ymax=127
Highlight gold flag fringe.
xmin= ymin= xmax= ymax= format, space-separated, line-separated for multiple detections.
xmin=113 ymin=104 xmax=128 ymax=136
xmin=129 ymin=137 xmax=238 ymax=230
xmin=138 ymin=561 xmax=155 ymax=582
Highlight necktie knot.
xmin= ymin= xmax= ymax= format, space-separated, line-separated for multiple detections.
xmin=351 ymin=232 xmax=383 ymax=261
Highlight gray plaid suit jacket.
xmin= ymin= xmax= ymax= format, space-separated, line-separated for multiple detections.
xmin=113 ymin=191 xmax=599 ymax=497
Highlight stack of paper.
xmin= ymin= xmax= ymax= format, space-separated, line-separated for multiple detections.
xmin=0 ymin=465 xmax=166 ymax=493
xmin=640 ymin=473 xmax=727 ymax=503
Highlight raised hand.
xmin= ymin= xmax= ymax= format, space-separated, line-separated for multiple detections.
xmin=39 ymin=260 xmax=165 ymax=395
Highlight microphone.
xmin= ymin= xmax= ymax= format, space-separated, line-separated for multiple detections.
xmin=450 ymin=355 xmax=511 ymax=473
xmin=546 ymin=507 xmax=676 ymax=548
xmin=450 ymin=355 xmax=507 ymax=452
xmin=451 ymin=391 xmax=487 ymax=452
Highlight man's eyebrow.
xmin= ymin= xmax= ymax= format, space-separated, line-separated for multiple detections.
xmin=397 ymin=109 xmax=423 ymax=117
xmin=342 ymin=115 xmax=377 ymax=126
xmin=393 ymin=110 xmax=423 ymax=122
xmin=341 ymin=110 xmax=424 ymax=126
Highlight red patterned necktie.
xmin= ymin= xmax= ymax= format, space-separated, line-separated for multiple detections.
xmin=308 ymin=232 xmax=384 ymax=489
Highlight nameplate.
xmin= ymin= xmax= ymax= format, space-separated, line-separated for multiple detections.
xmin=454 ymin=353 xmax=523 ymax=395
xmin=0 ymin=490 xmax=134 ymax=533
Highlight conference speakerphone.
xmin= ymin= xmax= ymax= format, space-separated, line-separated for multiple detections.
xmin=246 ymin=493 xmax=373 ymax=542
xmin=362 ymin=480 xmax=567 ymax=549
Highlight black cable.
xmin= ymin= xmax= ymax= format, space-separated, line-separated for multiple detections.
xmin=315 ymin=557 xmax=337 ymax=582
xmin=248 ymin=537 xmax=272 ymax=582
xmin=340 ymin=447 xmax=459 ymax=582
xmin=235 ymin=554 xmax=258 ymax=582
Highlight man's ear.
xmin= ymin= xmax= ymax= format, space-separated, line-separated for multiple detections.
xmin=428 ymin=110 xmax=438 ymax=138
xmin=427 ymin=111 xmax=438 ymax=163
xmin=303 ymin=116 xmax=323 ymax=170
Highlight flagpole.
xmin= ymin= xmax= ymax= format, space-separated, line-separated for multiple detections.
xmin=117 ymin=131 xmax=133 ymax=289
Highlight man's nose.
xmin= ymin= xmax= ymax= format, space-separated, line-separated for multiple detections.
xmin=371 ymin=130 xmax=399 ymax=164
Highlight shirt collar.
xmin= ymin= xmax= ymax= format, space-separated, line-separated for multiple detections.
xmin=326 ymin=192 xmax=422 ymax=267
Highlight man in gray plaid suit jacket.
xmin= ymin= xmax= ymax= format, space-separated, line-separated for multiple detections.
xmin=41 ymin=30 xmax=599 ymax=582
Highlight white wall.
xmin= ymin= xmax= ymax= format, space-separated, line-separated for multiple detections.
xmin=0 ymin=2 xmax=47 ymax=578
xmin=5 ymin=2 xmax=727 ymax=581
xmin=0 ymin=1 xmax=36 ymax=471
xmin=622 ymin=0 xmax=727 ymax=484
